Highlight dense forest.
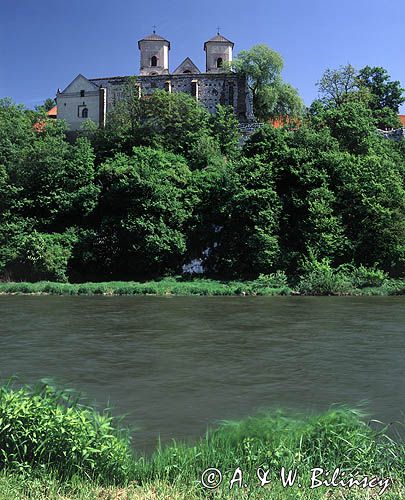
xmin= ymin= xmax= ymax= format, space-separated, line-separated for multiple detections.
xmin=0 ymin=49 xmax=404 ymax=286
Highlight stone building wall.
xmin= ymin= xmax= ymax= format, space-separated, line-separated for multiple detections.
xmin=89 ymin=72 xmax=254 ymax=122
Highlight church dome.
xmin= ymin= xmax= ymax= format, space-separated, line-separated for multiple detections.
xmin=138 ymin=33 xmax=170 ymax=49
xmin=204 ymin=33 xmax=234 ymax=50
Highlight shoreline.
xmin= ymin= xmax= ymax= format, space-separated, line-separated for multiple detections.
xmin=0 ymin=278 xmax=404 ymax=296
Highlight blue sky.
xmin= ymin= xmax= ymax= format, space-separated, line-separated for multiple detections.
xmin=1 ymin=0 xmax=404 ymax=112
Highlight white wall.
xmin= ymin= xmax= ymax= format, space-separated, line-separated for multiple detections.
xmin=57 ymin=75 xmax=101 ymax=131
xmin=139 ymin=41 xmax=169 ymax=75
xmin=205 ymin=43 xmax=233 ymax=73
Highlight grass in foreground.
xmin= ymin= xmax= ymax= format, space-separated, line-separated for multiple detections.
xmin=0 ymin=382 xmax=404 ymax=498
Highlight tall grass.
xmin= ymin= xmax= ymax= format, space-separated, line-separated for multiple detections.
xmin=0 ymin=274 xmax=403 ymax=296
xmin=0 ymin=278 xmax=292 ymax=296
xmin=136 ymin=408 xmax=404 ymax=485
xmin=0 ymin=382 xmax=404 ymax=499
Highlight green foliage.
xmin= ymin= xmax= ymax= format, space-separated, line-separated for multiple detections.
xmin=0 ymin=384 xmax=403 ymax=498
xmin=317 ymin=64 xmax=359 ymax=107
xmin=357 ymin=66 xmax=405 ymax=113
xmin=297 ymin=257 xmax=353 ymax=295
xmin=137 ymin=407 xmax=404 ymax=488
xmin=204 ymin=156 xmax=282 ymax=278
xmin=0 ymin=98 xmax=36 ymax=169
xmin=317 ymin=64 xmax=404 ymax=129
xmin=0 ymin=382 xmax=133 ymax=482
xmin=94 ymin=88 xmax=214 ymax=168
xmin=75 ymin=147 xmax=192 ymax=279
xmin=232 ymin=45 xmax=303 ymax=121
xmin=35 ymin=98 xmax=56 ymax=113
xmin=3 ymin=230 xmax=77 ymax=282
xmin=297 ymin=258 xmax=395 ymax=295
xmin=210 ymin=104 xmax=240 ymax=159
xmin=255 ymin=271 xmax=288 ymax=288
xmin=0 ymin=54 xmax=404 ymax=286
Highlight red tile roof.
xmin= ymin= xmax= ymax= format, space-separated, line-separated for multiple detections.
xmin=399 ymin=115 xmax=405 ymax=127
xmin=33 ymin=121 xmax=46 ymax=132
xmin=46 ymin=106 xmax=57 ymax=118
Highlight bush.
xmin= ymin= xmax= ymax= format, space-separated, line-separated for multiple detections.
xmin=3 ymin=231 xmax=77 ymax=283
xmin=0 ymin=382 xmax=133 ymax=483
xmin=298 ymin=258 xmax=353 ymax=295
xmin=255 ymin=271 xmax=289 ymax=288
xmin=350 ymin=265 xmax=388 ymax=288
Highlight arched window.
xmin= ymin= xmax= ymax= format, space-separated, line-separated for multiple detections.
xmin=183 ymin=69 xmax=191 ymax=74
xmin=81 ymin=108 xmax=88 ymax=118
xmin=216 ymin=57 xmax=223 ymax=68
xmin=151 ymin=55 xmax=157 ymax=67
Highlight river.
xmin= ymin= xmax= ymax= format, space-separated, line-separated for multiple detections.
xmin=0 ymin=296 xmax=404 ymax=452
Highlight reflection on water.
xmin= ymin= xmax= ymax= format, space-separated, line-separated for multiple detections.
xmin=0 ymin=296 xmax=404 ymax=451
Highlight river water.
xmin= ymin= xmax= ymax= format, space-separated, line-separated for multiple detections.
xmin=0 ymin=296 xmax=404 ymax=451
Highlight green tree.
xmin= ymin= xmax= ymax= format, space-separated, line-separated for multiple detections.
xmin=317 ymin=64 xmax=404 ymax=129
xmin=76 ymin=147 xmax=193 ymax=279
xmin=12 ymin=129 xmax=98 ymax=230
xmin=0 ymin=98 xmax=36 ymax=169
xmin=200 ymin=155 xmax=282 ymax=278
xmin=35 ymin=98 xmax=56 ymax=113
xmin=92 ymin=87 xmax=215 ymax=168
xmin=357 ymin=66 xmax=404 ymax=112
xmin=317 ymin=64 xmax=359 ymax=107
xmin=321 ymin=101 xmax=377 ymax=154
xmin=357 ymin=66 xmax=404 ymax=129
xmin=232 ymin=44 xmax=303 ymax=122
xmin=210 ymin=104 xmax=240 ymax=159
xmin=2 ymin=229 xmax=77 ymax=282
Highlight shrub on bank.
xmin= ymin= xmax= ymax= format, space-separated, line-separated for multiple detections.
xmin=296 ymin=259 xmax=397 ymax=295
xmin=0 ymin=383 xmax=133 ymax=483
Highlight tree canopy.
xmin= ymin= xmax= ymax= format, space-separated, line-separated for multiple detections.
xmin=0 ymin=51 xmax=404 ymax=282
xmin=232 ymin=44 xmax=304 ymax=122
xmin=317 ymin=64 xmax=404 ymax=129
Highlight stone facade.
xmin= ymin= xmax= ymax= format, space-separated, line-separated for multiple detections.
xmin=56 ymin=32 xmax=255 ymax=131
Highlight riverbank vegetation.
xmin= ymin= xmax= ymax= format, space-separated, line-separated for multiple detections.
xmin=0 ymin=382 xmax=404 ymax=499
xmin=0 ymin=55 xmax=404 ymax=287
xmin=0 ymin=270 xmax=404 ymax=296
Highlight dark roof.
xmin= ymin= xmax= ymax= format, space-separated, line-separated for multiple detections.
xmin=204 ymin=33 xmax=234 ymax=49
xmin=138 ymin=33 xmax=170 ymax=49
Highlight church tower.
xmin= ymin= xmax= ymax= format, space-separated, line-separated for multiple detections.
xmin=138 ymin=31 xmax=170 ymax=75
xmin=204 ymin=32 xmax=234 ymax=73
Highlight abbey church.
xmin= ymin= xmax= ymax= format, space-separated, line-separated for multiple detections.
xmin=56 ymin=31 xmax=254 ymax=130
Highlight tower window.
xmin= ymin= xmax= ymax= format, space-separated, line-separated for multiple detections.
xmin=80 ymin=90 xmax=85 ymax=97
xmin=81 ymin=108 xmax=88 ymax=118
xmin=151 ymin=56 xmax=158 ymax=67
xmin=183 ymin=70 xmax=191 ymax=74
xmin=191 ymin=80 xmax=199 ymax=99
xmin=216 ymin=57 xmax=223 ymax=68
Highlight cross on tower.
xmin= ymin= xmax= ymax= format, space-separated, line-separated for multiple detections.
xmin=152 ymin=25 xmax=157 ymax=33
xmin=217 ymin=26 xmax=221 ymax=34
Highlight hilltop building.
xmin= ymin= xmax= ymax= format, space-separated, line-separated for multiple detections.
xmin=56 ymin=31 xmax=254 ymax=131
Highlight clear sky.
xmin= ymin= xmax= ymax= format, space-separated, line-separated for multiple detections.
xmin=1 ymin=0 xmax=404 ymax=112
